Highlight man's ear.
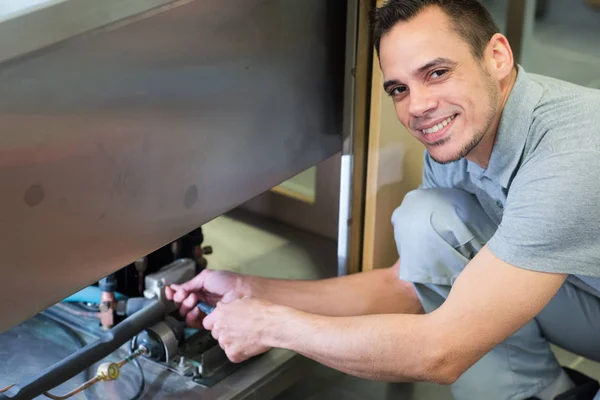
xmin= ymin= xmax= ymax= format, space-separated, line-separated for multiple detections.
xmin=485 ymin=33 xmax=514 ymax=81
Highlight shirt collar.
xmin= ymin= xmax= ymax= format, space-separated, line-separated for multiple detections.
xmin=466 ymin=65 xmax=543 ymax=188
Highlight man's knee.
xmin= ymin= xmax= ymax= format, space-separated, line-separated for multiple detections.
xmin=391 ymin=188 xmax=496 ymax=286
xmin=392 ymin=188 xmax=484 ymax=247
xmin=392 ymin=189 xmax=452 ymax=241
xmin=392 ymin=188 xmax=455 ymax=223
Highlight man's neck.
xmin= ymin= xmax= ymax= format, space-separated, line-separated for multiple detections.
xmin=466 ymin=67 xmax=518 ymax=169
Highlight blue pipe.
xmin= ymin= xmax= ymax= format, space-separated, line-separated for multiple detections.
xmin=197 ymin=301 xmax=215 ymax=315
xmin=61 ymin=286 xmax=127 ymax=304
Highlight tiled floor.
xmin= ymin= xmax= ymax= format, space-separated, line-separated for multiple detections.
xmin=272 ymin=346 xmax=600 ymax=400
xmin=553 ymin=345 xmax=600 ymax=386
xmin=274 ymin=364 xmax=452 ymax=400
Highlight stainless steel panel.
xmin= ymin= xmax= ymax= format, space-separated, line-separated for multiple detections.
xmin=0 ymin=0 xmax=187 ymax=64
xmin=0 ymin=0 xmax=346 ymax=333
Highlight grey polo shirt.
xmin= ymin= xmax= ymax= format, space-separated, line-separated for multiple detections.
xmin=421 ymin=65 xmax=600 ymax=297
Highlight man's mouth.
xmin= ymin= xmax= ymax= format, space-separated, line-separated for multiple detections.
xmin=421 ymin=115 xmax=456 ymax=134
xmin=418 ymin=114 xmax=457 ymax=144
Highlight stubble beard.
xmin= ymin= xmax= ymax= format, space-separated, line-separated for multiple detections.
xmin=429 ymin=67 xmax=500 ymax=165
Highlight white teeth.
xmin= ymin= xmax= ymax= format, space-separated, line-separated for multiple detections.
xmin=422 ymin=115 xmax=455 ymax=134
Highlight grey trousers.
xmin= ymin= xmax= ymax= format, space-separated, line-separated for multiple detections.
xmin=392 ymin=188 xmax=600 ymax=400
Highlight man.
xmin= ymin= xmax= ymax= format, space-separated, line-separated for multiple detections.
xmin=166 ymin=1 xmax=600 ymax=399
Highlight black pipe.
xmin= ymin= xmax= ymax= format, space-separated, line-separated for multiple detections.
xmin=2 ymin=300 xmax=167 ymax=400
xmin=125 ymin=297 xmax=157 ymax=316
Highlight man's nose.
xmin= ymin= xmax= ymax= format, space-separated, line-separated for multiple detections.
xmin=408 ymin=87 xmax=437 ymax=117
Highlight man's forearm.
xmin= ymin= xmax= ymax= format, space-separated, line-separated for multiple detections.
xmin=263 ymin=307 xmax=455 ymax=384
xmin=243 ymin=261 xmax=423 ymax=316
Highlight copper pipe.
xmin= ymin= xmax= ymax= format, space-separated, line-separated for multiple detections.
xmin=0 ymin=385 xmax=15 ymax=394
xmin=43 ymin=377 xmax=101 ymax=400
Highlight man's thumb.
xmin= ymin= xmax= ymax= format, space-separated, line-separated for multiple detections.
xmin=220 ymin=291 xmax=239 ymax=304
xmin=178 ymin=270 xmax=207 ymax=292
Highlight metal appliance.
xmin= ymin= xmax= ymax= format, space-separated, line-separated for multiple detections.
xmin=0 ymin=0 xmax=367 ymax=398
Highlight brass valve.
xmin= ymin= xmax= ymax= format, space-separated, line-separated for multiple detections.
xmin=97 ymin=362 xmax=120 ymax=381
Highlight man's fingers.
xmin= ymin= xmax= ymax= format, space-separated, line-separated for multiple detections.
xmin=203 ymin=313 xmax=215 ymax=330
xmin=179 ymin=270 xmax=208 ymax=292
xmin=172 ymin=288 xmax=189 ymax=304
xmin=211 ymin=326 xmax=219 ymax=340
xmin=179 ymin=293 xmax=198 ymax=317
xmin=185 ymin=307 xmax=203 ymax=329
xmin=220 ymin=291 xmax=239 ymax=304
xmin=164 ymin=286 xmax=175 ymax=301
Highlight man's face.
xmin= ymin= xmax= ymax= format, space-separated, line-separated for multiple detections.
xmin=379 ymin=6 xmax=500 ymax=164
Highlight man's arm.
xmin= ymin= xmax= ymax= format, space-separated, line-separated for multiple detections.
xmin=236 ymin=247 xmax=566 ymax=383
xmin=246 ymin=259 xmax=423 ymax=316
xmin=169 ymin=260 xmax=423 ymax=324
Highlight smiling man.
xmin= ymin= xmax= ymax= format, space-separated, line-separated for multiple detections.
xmin=166 ymin=1 xmax=600 ymax=399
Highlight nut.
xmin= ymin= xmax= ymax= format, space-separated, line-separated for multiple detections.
xmin=97 ymin=362 xmax=120 ymax=381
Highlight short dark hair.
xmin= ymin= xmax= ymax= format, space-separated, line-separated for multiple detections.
xmin=373 ymin=0 xmax=500 ymax=59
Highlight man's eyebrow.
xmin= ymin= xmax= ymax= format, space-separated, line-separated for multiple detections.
xmin=383 ymin=58 xmax=457 ymax=92
xmin=383 ymin=79 xmax=401 ymax=92
xmin=415 ymin=57 xmax=456 ymax=75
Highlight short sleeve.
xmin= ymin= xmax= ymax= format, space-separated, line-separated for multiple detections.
xmin=487 ymin=151 xmax=600 ymax=277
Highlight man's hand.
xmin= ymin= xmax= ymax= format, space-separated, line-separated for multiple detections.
xmin=203 ymin=297 xmax=280 ymax=363
xmin=165 ymin=269 xmax=249 ymax=329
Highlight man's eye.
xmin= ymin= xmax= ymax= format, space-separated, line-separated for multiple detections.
xmin=430 ymin=69 xmax=448 ymax=79
xmin=390 ymin=86 xmax=407 ymax=96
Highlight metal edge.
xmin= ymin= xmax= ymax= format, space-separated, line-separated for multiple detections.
xmin=348 ymin=0 xmax=374 ymax=275
xmin=337 ymin=0 xmax=359 ymax=276
xmin=341 ymin=0 xmax=359 ymax=157
xmin=0 ymin=0 xmax=190 ymax=64
xmin=337 ymin=0 xmax=374 ymax=276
